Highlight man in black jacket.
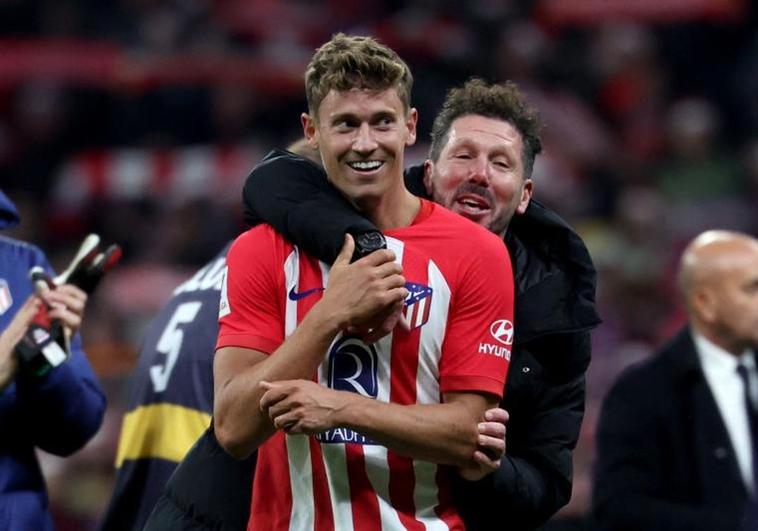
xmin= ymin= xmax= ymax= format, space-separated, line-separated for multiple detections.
xmin=592 ymin=231 xmax=758 ymax=531
xmin=244 ymin=79 xmax=600 ymax=530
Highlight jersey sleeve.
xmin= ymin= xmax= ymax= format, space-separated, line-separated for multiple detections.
xmin=216 ymin=225 xmax=285 ymax=354
xmin=439 ymin=233 xmax=514 ymax=398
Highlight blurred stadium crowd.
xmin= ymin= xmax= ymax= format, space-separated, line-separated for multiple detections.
xmin=1 ymin=0 xmax=756 ymax=529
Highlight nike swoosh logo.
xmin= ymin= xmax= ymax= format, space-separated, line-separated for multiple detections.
xmin=288 ymin=286 xmax=325 ymax=301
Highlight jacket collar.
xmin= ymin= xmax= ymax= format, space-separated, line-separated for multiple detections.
xmin=665 ymin=326 xmax=758 ymax=382
xmin=0 ymin=190 xmax=20 ymax=230
xmin=505 ymin=199 xmax=601 ymax=343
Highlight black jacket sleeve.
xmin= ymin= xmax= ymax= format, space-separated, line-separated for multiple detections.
xmin=242 ymin=149 xmax=378 ymax=263
xmin=143 ymin=426 xmax=255 ymax=531
xmin=453 ymin=331 xmax=590 ymax=531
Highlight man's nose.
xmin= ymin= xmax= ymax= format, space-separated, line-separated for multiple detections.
xmin=353 ymin=123 xmax=378 ymax=153
xmin=466 ymin=156 xmax=489 ymax=186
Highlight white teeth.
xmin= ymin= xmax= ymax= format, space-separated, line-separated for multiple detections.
xmin=349 ymin=161 xmax=382 ymax=171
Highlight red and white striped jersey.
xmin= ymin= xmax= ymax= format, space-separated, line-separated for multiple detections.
xmin=218 ymin=200 xmax=514 ymax=531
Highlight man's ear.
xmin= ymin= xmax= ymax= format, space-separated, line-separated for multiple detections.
xmin=301 ymin=112 xmax=318 ymax=149
xmin=423 ymin=159 xmax=434 ymax=195
xmin=692 ymin=288 xmax=717 ymax=324
xmin=515 ymin=179 xmax=533 ymax=215
xmin=405 ymin=108 xmax=418 ymax=146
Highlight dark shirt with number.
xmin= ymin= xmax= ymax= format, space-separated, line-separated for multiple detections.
xmin=99 ymin=245 xmax=229 ymax=531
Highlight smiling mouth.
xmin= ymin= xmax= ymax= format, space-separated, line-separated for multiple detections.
xmin=454 ymin=194 xmax=491 ymax=215
xmin=347 ymin=160 xmax=384 ymax=173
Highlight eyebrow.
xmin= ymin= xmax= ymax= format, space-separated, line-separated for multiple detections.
xmin=449 ymin=138 xmax=516 ymax=158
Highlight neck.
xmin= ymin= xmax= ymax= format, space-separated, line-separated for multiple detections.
xmin=352 ymin=182 xmax=421 ymax=231
xmin=694 ymin=322 xmax=746 ymax=357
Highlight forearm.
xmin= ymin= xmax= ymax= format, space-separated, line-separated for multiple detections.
xmin=214 ymin=303 xmax=343 ymax=457
xmin=16 ymin=349 xmax=106 ymax=455
xmin=336 ymin=392 xmax=489 ymax=466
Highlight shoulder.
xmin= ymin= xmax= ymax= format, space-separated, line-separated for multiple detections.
xmin=0 ymin=235 xmax=47 ymax=261
xmin=0 ymin=235 xmax=50 ymax=274
xmin=605 ymin=334 xmax=691 ymax=410
xmin=429 ymin=205 xmax=510 ymax=258
xmin=228 ymin=224 xmax=292 ymax=262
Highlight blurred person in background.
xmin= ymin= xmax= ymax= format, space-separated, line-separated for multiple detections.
xmin=243 ymin=78 xmax=601 ymax=530
xmin=98 ymin=243 xmax=237 ymax=531
xmin=593 ymin=230 xmax=758 ymax=531
xmin=0 ymin=189 xmax=105 ymax=530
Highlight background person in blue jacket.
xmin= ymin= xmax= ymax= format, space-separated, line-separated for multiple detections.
xmin=0 ymin=189 xmax=106 ymax=530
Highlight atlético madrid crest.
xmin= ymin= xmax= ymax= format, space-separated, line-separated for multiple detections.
xmin=403 ymin=281 xmax=433 ymax=330
xmin=0 ymin=279 xmax=13 ymax=316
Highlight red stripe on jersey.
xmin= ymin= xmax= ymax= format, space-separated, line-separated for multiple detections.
xmin=345 ymin=444 xmax=382 ymax=531
xmin=309 ymin=437 xmax=334 ymax=530
xmin=435 ymin=466 xmax=464 ymax=530
xmin=388 ymin=452 xmax=424 ymax=531
xmin=249 ymin=432 xmax=293 ymax=531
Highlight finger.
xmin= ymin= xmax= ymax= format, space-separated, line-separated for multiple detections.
xmin=259 ymin=383 xmax=288 ymax=410
xmin=332 ymin=234 xmax=355 ymax=268
xmin=355 ymin=248 xmax=396 ymax=267
xmin=272 ymin=410 xmax=300 ymax=432
xmin=484 ymin=407 xmax=509 ymax=424
xmin=472 ymin=450 xmax=500 ymax=470
xmin=478 ymin=434 xmax=506 ymax=456
xmin=48 ymin=305 xmax=82 ymax=332
xmin=386 ymin=285 xmax=409 ymax=305
xmin=43 ymin=290 xmax=86 ymax=315
xmin=477 ymin=421 xmax=506 ymax=439
xmin=260 ymin=380 xmax=276 ymax=391
xmin=267 ymin=399 xmax=296 ymax=421
xmin=370 ymin=260 xmax=404 ymax=280
xmin=53 ymin=284 xmax=88 ymax=302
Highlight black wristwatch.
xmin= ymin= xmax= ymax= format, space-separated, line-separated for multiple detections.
xmin=351 ymin=230 xmax=387 ymax=262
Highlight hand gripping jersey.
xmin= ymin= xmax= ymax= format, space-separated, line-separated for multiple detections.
xmin=101 ymin=245 xmax=229 ymax=531
xmin=218 ymin=200 xmax=515 ymax=531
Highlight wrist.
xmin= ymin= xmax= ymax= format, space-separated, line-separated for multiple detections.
xmin=334 ymin=392 xmax=370 ymax=432
xmin=307 ymin=298 xmax=349 ymax=336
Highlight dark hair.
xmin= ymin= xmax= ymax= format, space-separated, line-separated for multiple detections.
xmin=429 ymin=78 xmax=542 ymax=178
xmin=304 ymin=33 xmax=413 ymax=117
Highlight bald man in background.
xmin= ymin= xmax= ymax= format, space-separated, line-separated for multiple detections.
xmin=592 ymin=230 xmax=758 ymax=531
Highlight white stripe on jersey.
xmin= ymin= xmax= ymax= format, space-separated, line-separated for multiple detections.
xmin=416 ymin=260 xmax=450 ymax=405
xmin=413 ymin=460 xmax=448 ymax=531
xmin=321 ymin=444 xmax=354 ymax=531
xmin=284 ymin=247 xmax=315 ymax=530
xmin=364 ymin=445 xmax=405 ymax=529
xmin=284 ymin=248 xmax=299 ymax=338
xmin=287 ymin=435 xmax=315 ymax=530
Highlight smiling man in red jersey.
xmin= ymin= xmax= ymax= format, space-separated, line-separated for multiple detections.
xmin=212 ymin=34 xmax=515 ymax=531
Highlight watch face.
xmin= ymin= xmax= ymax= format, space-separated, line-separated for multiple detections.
xmin=352 ymin=231 xmax=387 ymax=261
